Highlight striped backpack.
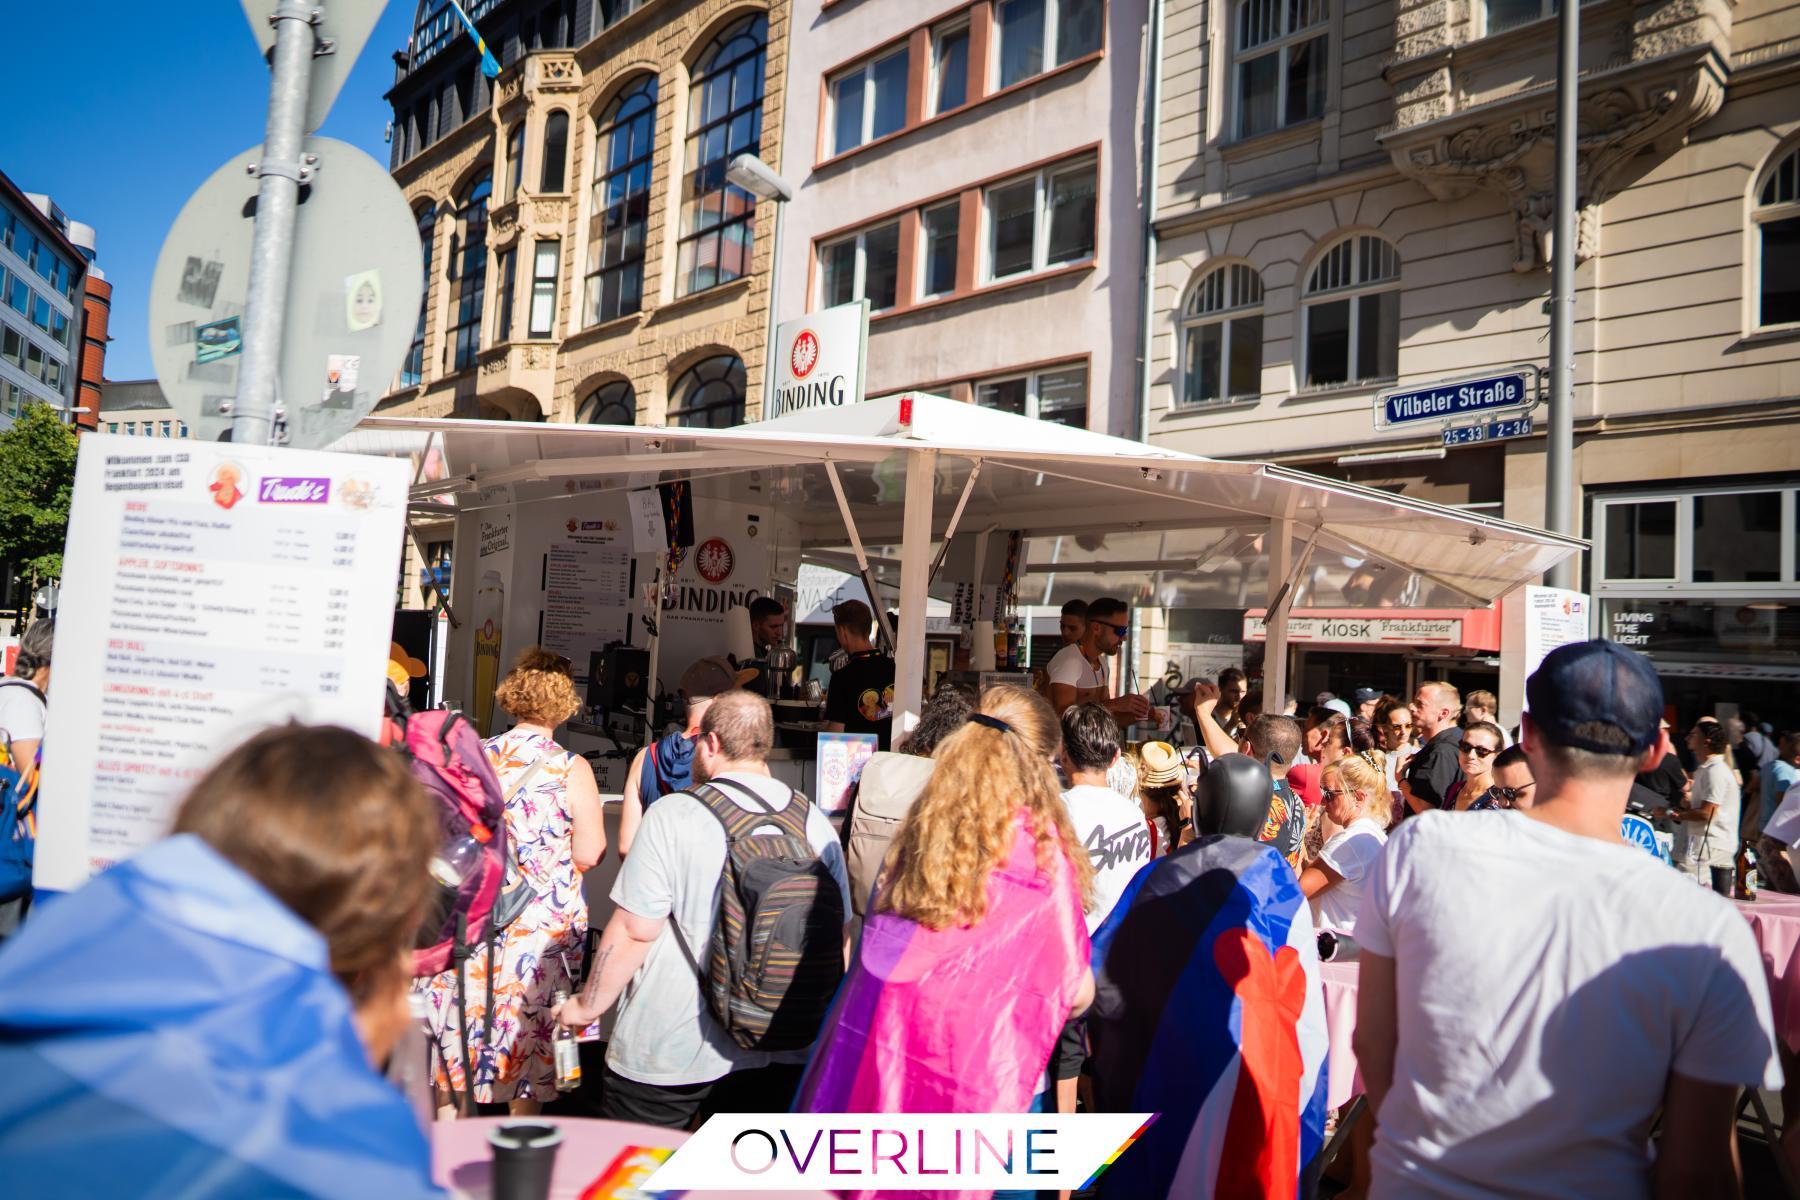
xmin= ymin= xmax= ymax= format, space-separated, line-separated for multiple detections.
xmin=670 ymin=778 xmax=846 ymax=1052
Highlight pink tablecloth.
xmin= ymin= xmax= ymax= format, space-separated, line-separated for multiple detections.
xmin=430 ymin=1116 xmax=837 ymax=1200
xmin=1320 ymin=959 xmax=1362 ymax=1110
xmin=1735 ymin=894 xmax=1800 ymax=1053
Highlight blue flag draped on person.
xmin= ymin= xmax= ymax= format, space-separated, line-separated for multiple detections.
xmin=1087 ymin=835 xmax=1329 ymax=1199
xmin=0 ymin=835 xmax=442 ymax=1198
xmin=444 ymin=0 xmax=501 ymax=79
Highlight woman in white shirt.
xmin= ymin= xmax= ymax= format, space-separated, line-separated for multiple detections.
xmin=1663 ymin=722 xmax=1740 ymax=896
xmin=1300 ymin=750 xmax=1390 ymax=934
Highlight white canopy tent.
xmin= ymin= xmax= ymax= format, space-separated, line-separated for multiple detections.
xmin=343 ymin=393 xmax=1583 ymax=729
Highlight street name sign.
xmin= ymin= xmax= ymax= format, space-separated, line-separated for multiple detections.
xmin=1375 ymin=366 xmax=1538 ymax=429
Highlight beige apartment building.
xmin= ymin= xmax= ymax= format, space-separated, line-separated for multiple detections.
xmin=773 ymin=0 xmax=1149 ymax=435
xmin=1142 ymin=0 xmax=1800 ymax=723
xmin=379 ymin=0 xmax=792 ymax=427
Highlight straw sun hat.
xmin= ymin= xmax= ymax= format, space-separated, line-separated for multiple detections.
xmin=1139 ymin=741 xmax=1184 ymax=787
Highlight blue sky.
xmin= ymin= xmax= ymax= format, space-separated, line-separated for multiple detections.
xmin=4 ymin=3 xmax=418 ymax=381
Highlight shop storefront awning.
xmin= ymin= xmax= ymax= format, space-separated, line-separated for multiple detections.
xmin=340 ymin=393 xmax=1584 ymax=719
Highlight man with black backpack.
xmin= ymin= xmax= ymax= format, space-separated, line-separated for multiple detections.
xmin=557 ymin=690 xmax=850 ymax=1128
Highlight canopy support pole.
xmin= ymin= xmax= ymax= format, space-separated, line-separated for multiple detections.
xmin=825 ymin=462 xmax=897 ymax=649
xmin=893 ymin=449 xmax=939 ymax=735
xmin=926 ymin=459 xmax=983 ymax=586
xmin=641 ymin=556 xmax=662 ymax=747
xmin=1264 ymin=519 xmax=1296 ymax=715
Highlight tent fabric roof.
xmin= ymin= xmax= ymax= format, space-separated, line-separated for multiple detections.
xmin=343 ymin=393 xmax=1582 ymax=609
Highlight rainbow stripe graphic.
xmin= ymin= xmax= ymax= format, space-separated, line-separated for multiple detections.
xmin=1079 ymin=1113 xmax=1160 ymax=1192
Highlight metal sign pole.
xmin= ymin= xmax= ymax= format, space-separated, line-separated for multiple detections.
xmin=1544 ymin=0 xmax=1580 ymax=588
xmin=233 ymin=0 xmax=321 ymax=446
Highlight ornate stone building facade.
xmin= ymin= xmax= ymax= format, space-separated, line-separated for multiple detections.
xmin=1144 ymin=0 xmax=1800 ymax=719
xmin=381 ymin=0 xmax=790 ymax=426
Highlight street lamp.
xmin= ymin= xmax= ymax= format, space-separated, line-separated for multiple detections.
xmin=726 ymin=154 xmax=794 ymax=421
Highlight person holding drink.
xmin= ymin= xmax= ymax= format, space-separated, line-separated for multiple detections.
xmin=1045 ymin=597 xmax=1153 ymax=730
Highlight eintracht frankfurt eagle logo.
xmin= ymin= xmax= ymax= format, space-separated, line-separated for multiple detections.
xmin=791 ymin=330 xmax=821 ymax=379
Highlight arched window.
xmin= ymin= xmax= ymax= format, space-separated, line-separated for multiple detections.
xmin=504 ymin=123 xmax=525 ymax=201
xmin=1179 ymin=263 xmax=1264 ymax=406
xmin=540 ymin=110 xmax=570 ymax=193
xmin=1302 ymin=234 xmax=1399 ymax=387
xmin=448 ymin=173 xmax=492 ymax=371
xmin=402 ymin=205 xmax=436 ymax=387
xmin=668 ymin=353 xmax=745 ymax=427
xmin=586 ymin=77 xmax=657 ymax=326
xmin=1234 ymin=0 xmax=1328 ymax=139
xmin=677 ymin=15 xmax=767 ymax=296
xmin=1756 ymin=145 xmax=1800 ymax=328
xmin=577 ymin=378 xmax=636 ymax=424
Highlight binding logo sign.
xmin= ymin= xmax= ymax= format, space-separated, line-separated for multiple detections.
xmin=768 ymin=301 xmax=868 ymax=421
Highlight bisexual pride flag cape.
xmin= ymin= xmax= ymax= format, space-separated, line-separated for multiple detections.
xmin=797 ymin=818 xmax=1089 ymax=1121
xmin=1088 ymin=835 xmax=1328 ymax=1199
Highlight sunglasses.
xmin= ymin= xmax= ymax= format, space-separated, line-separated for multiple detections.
xmin=1320 ymin=787 xmax=1353 ymax=800
xmin=1457 ymin=741 xmax=1499 ymax=759
xmin=1098 ymin=622 xmax=1129 ymax=638
xmin=1490 ymin=783 xmax=1534 ymax=803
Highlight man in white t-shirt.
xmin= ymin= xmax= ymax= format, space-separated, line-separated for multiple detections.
xmin=1052 ymin=703 xmax=1154 ymax=1116
xmin=1045 ymin=596 xmax=1150 ymax=728
xmin=557 ymin=691 xmax=851 ymax=1127
xmin=1355 ymin=641 xmax=1781 ymax=1198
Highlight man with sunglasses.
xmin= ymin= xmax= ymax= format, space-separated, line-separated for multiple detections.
xmin=1046 ymin=597 xmax=1152 ymax=729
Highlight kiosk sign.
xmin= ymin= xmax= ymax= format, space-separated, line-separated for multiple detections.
xmin=769 ymin=301 xmax=868 ymax=420
xmin=1375 ymin=367 xmax=1537 ymax=429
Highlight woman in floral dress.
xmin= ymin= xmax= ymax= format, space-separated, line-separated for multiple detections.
xmin=423 ymin=649 xmax=604 ymax=1114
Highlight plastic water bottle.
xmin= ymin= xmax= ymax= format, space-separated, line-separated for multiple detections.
xmin=552 ymin=989 xmax=582 ymax=1091
xmin=429 ymin=835 xmax=483 ymax=887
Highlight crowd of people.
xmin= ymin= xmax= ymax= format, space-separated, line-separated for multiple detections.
xmin=1 ymin=591 xmax=1796 ymax=1198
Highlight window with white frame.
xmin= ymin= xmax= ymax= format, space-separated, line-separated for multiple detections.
xmin=975 ymin=363 xmax=1089 ymax=427
xmin=920 ymin=201 xmax=961 ymax=298
xmin=819 ymin=221 xmax=901 ymax=312
xmin=528 ymin=240 xmax=559 ymax=337
xmin=931 ymin=19 xmax=971 ymax=116
xmin=1756 ymin=145 xmax=1800 ymax=329
xmin=831 ymin=47 xmax=909 ymax=156
xmin=1180 ymin=263 xmax=1264 ymax=406
xmin=1594 ymin=486 xmax=1798 ymax=588
xmin=984 ymin=158 xmax=1096 ymax=282
xmin=995 ymin=0 xmax=1104 ymax=91
xmin=1302 ymin=234 xmax=1399 ymax=387
xmin=1234 ymin=0 xmax=1327 ymax=139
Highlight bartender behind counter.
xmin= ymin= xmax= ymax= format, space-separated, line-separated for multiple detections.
xmin=823 ymin=599 xmax=895 ymax=750
xmin=1045 ymin=596 xmax=1151 ymax=728
xmin=742 ymin=597 xmax=789 ymax=696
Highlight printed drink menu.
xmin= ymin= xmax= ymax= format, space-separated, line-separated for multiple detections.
xmin=35 ymin=435 xmax=408 ymax=892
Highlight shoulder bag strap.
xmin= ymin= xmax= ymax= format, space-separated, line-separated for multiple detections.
xmin=708 ymin=775 xmax=811 ymax=840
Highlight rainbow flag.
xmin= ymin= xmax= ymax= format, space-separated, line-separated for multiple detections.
xmin=1088 ymin=835 xmax=1328 ymax=1199
xmin=797 ymin=817 xmax=1089 ymax=1121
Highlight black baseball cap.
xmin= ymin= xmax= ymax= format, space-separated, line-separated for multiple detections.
xmin=1525 ymin=640 xmax=1663 ymax=756
xmin=1352 ymin=687 xmax=1382 ymax=705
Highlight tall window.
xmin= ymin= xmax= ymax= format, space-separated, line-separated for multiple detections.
xmin=995 ymin=0 xmax=1104 ymax=90
xmin=830 ymin=47 xmax=909 ymax=156
xmin=975 ymin=363 xmax=1088 ymax=427
xmin=920 ymin=201 xmax=960 ymax=298
xmin=540 ymin=110 xmax=570 ymax=192
xmin=577 ymin=378 xmax=636 ymax=424
xmin=495 ymin=244 xmax=518 ymax=342
xmin=931 ymin=20 xmax=970 ymax=116
xmin=1180 ymin=263 xmax=1264 ymax=406
xmin=586 ymin=77 xmax=656 ymax=326
xmin=678 ymin=15 xmax=767 ymax=296
xmin=528 ymin=240 xmax=559 ymax=336
xmin=504 ymin=123 xmax=526 ymax=201
xmin=1235 ymin=0 xmax=1328 ymax=139
xmin=1303 ymin=234 xmax=1399 ymax=387
xmin=668 ymin=353 xmax=746 ymax=427
xmin=402 ymin=205 xmax=435 ymax=387
xmin=449 ymin=174 xmax=491 ymax=370
xmin=984 ymin=158 xmax=1097 ymax=281
xmin=819 ymin=222 xmax=901 ymax=312
xmin=1756 ymin=145 xmax=1800 ymax=328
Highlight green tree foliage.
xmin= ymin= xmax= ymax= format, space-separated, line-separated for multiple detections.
xmin=0 ymin=404 xmax=78 ymax=582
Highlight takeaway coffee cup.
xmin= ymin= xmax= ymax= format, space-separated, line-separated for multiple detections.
xmin=488 ymin=1121 xmax=563 ymax=1200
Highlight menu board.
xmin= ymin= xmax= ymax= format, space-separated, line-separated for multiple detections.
xmin=34 ymin=435 xmax=408 ymax=892
xmin=542 ymin=529 xmax=631 ymax=685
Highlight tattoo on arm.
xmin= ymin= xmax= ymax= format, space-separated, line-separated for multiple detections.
xmin=580 ymin=944 xmax=613 ymax=1009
